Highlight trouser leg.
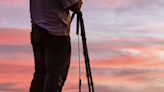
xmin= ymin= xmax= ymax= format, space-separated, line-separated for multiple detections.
xmin=44 ymin=33 xmax=71 ymax=92
xmin=30 ymin=26 xmax=46 ymax=92
xmin=30 ymin=25 xmax=71 ymax=92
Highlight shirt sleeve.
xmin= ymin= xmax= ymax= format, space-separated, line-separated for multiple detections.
xmin=60 ymin=0 xmax=78 ymax=9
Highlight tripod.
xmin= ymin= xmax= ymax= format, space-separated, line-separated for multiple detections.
xmin=71 ymin=11 xmax=95 ymax=92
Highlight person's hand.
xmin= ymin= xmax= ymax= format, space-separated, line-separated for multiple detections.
xmin=68 ymin=0 xmax=82 ymax=13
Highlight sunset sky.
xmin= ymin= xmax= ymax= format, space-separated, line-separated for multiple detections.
xmin=0 ymin=0 xmax=164 ymax=92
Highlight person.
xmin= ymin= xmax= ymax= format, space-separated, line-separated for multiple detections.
xmin=29 ymin=0 xmax=82 ymax=92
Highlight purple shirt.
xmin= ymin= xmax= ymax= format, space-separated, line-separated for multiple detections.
xmin=30 ymin=0 xmax=78 ymax=36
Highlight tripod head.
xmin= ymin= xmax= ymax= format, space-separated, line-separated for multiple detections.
xmin=71 ymin=11 xmax=84 ymax=35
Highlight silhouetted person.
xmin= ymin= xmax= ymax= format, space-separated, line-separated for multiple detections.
xmin=29 ymin=0 xmax=82 ymax=92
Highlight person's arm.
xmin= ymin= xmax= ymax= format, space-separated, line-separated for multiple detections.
xmin=68 ymin=0 xmax=82 ymax=13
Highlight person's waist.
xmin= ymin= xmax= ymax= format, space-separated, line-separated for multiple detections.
xmin=31 ymin=21 xmax=38 ymax=27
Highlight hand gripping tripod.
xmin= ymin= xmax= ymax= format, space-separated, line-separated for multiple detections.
xmin=71 ymin=11 xmax=95 ymax=92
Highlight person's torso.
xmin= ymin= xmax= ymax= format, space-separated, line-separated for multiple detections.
xmin=30 ymin=0 xmax=71 ymax=36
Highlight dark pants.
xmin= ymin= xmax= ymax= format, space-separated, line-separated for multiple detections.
xmin=29 ymin=25 xmax=71 ymax=92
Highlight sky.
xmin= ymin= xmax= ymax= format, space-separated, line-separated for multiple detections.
xmin=0 ymin=0 xmax=164 ymax=92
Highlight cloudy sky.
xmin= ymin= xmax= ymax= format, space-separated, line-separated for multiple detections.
xmin=0 ymin=0 xmax=164 ymax=92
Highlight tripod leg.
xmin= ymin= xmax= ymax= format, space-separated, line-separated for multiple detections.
xmin=71 ymin=11 xmax=95 ymax=92
xmin=78 ymin=11 xmax=94 ymax=92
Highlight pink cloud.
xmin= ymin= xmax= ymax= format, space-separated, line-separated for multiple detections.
xmin=131 ymin=25 xmax=164 ymax=31
xmin=71 ymin=46 xmax=164 ymax=68
xmin=1 ymin=28 xmax=163 ymax=69
xmin=0 ymin=66 xmax=32 ymax=92
xmin=0 ymin=57 xmax=164 ymax=92
xmin=0 ymin=28 xmax=31 ymax=45
xmin=0 ymin=62 xmax=84 ymax=92
xmin=0 ymin=0 xmax=24 ymax=3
